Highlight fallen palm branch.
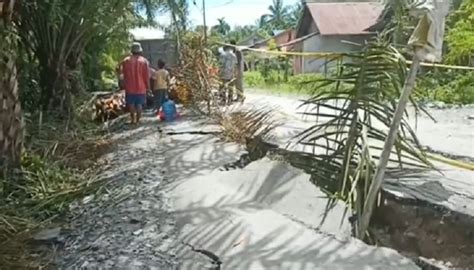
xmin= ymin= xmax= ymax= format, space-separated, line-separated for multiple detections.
xmin=216 ymin=108 xmax=279 ymax=145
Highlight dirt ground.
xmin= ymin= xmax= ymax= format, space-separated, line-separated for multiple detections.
xmin=373 ymin=195 xmax=474 ymax=268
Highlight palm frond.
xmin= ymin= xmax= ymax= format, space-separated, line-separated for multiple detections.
xmin=296 ymin=38 xmax=433 ymax=236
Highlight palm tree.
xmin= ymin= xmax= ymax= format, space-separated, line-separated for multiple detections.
xmin=15 ymin=0 xmax=162 ymax=116
xmin=289 ymin=2 xmax=303 ymax=28
xmin=256 ymin=15 xmax=268 ymax=29
xmin=297 ymin=38 xmax=432 ymax=239
xmin=263 ymin=0 xmax=290 ymax=30
xmin=0 ymin=0 xmax=23 ymax=186
xmin=163 ymin=0 xmax=188 ymax=55
xmin=215 ymin=17 xmax=231 ymax=36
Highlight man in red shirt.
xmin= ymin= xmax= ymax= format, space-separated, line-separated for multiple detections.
xmin=119 ymin=42 xmax=150 ymax=125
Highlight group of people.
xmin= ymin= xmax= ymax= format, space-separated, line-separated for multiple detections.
xmin=118 ymin=40 xmax=245 ymax=125
xmin=118 ymin=42 xmax=176 ymax=125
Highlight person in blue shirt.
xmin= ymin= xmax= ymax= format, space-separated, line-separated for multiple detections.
xmin=159 ymin=97 xmax=180 ymax=122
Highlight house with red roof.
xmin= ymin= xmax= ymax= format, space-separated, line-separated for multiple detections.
xmin=291 ymin=2 xmax=383 ymax=74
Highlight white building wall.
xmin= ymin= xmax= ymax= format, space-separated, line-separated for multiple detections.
xmin=301 ymin=34 xmax=371 ymax=74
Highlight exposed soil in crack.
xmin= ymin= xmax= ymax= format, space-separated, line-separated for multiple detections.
xmin=220 ymin=136 xmax=279 ymax=171
xmin=373 ymin=192 xmax=474 ymax=269
xmin=163 ymin=130 xmax=220 ymax=136
xmin=182 ymin=242 xmax=222 ymax=270
xmin=227 ymin=137 xmax=474 ymax=269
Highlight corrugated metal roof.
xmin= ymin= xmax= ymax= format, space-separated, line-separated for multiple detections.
xmin=273 ymin=30 xmax=285 ymax=36
xmin=250 ymin=28 xmax=295 ymax=48
xmin=307 ymin=2 xmax=383 ymax=35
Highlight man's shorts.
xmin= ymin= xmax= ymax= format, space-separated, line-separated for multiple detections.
xmin=125 ymin=93 xmax=146 ymax=107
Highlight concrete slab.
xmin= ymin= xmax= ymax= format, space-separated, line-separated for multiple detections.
xmin=166 ymin=157 xmax=419 ymax=269
xmin=243 ymin=92 xmax=474 ymax=218
xmin=161 ymin=116 xmax=221 ymax=135
xmin=244 ymin=92 xmax=474 ymax=158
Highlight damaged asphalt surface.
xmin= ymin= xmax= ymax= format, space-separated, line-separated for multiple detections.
xmin=55 ymin=92 xmax=473 ymax=269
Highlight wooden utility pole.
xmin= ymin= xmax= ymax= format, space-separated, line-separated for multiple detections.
xmin=193 ymin=0 xmax=207 ymax=44
xmin=202 ymin=0 xmax=207 ymax=44
xmin=357 ymin=52 xmax=422 ymax=238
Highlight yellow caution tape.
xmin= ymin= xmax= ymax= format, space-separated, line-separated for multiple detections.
xmin=410 ymin=61 xmax=474 ymax=70
xmin=277 ymin=111 xmax=474 ymax=170
xmin=426 ymin=153 xmax=474 ymax=171
xmin=217 ymin=42 xmax=474 ymax=71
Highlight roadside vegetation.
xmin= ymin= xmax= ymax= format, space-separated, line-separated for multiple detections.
xmin=0 ymin=0 xmax=172 ymax=267
xmin=245 ymin=69 xmax=474 ymax=104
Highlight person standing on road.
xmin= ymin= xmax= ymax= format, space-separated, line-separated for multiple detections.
xmin=218 ymin=45 xmax=237 ymax=105
xmin=230 ymin=40 xmax=244 ymax=102
xmin=119 ymin=42 xmax=150 ymax=125
xmin=153 ymin=59 xmax=170 ymax=114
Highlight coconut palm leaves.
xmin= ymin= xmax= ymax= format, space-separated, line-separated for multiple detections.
xmin=297 ymin=39 xmax=432 ymax=236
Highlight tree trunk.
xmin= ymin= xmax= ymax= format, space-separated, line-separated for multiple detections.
xmin=0 ymin=0 xmax=23 ymax=187
xmin=38 ymin=55 xmax=74 ymax=118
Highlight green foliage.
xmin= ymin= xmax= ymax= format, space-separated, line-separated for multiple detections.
xmin=212 ymin=18 xmax=231 ymax=36
xmin=244 ymin=71 xmax=325 ymax=94
xmin=210 ymin=1 xmax=301 ymax=43
xmin=17 ymin=51 xmax=42 ymax=112
xmin=260 ymin=0 xmax=293 ymax=33
xmin=15 ymin=0 xmax=162 ymax=115
xmin=445 ymin=0 xmax=474 ymax=65
xmin=416 ymin=71 xmax=474 ymax=104
xmin=244 ymin=71 xmax=264 ymax=87
xmin=0 ymin=114 xmax=112 ymax=267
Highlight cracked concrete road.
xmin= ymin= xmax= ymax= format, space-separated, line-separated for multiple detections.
xmin=242 ymin=92 xmax=474 ymax=217
xmin=57 ymin=90 xmax=472 ymax=269
xmin=160 ymin=116 xmax=420 ymax=270
xmin=57 ymin=111 xmax=421 ymax=269
xmin=59 ymin=88 xmax=474 ymax=269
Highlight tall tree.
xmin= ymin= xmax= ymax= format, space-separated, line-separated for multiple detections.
xmin=215 ymin=17 xmax=231 ymax=36
xmin=0 ymin=0 xmax=23 ymax=186
xmin=289 ymin=2 xmax=303 ymax=27
xmin=263 ymin=0 xmax=290 ymax=30
xmin=15 ymin=0 xmax=161 ymax=116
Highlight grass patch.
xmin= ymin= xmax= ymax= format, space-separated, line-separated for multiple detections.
xmin=415 ymin=70 xmax=474 ymax=105
xmin=244 ymin=71 xmax=325 ymax=95
xmin=0 ymin=115 xmax=114 ymax=268
xmin=245 ymin=70 xmax=474 ymax=105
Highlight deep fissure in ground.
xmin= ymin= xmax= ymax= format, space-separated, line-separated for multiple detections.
xmin=223 ymin=136 xmax=474 ymax=269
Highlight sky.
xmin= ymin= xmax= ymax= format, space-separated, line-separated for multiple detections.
xmin=131 ymin=0 xmax=299 ymax=39
xmin=186 ymin=0 xmax=299 ymax=27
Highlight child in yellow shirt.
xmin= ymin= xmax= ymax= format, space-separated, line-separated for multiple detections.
xmin=153 ymin=59 xmax=170 ymax=113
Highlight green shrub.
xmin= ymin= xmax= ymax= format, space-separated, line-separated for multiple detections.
xmin=244 ymin=71 xmax=265 ymax=87
xmin=244 ymin=71 xmax=327 ymax=94
xmin=416 ymin=71 xmax=474 ymax=104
